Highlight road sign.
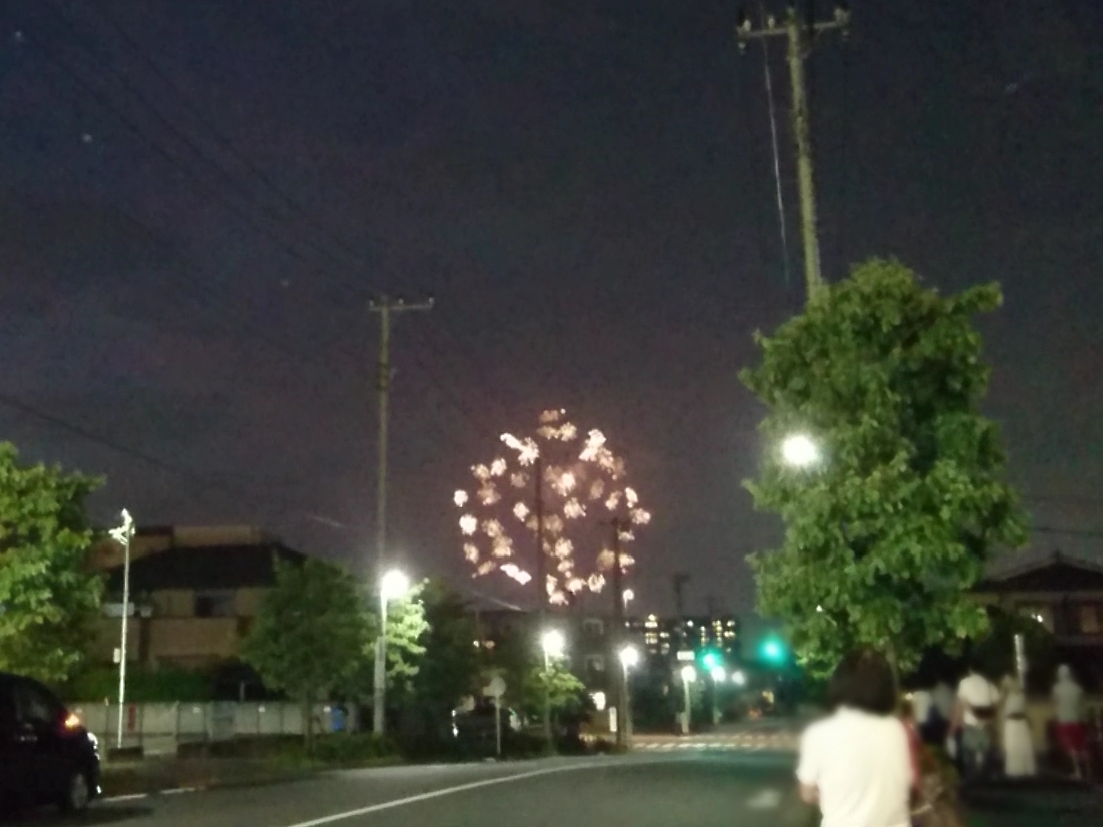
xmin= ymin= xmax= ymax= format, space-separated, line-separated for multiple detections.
xmin=484 ymin=676 xmax=507 ymax=698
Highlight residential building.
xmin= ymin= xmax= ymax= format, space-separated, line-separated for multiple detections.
xmin=627 ymin=614 xmax=741 ymax=661
xmin=973 ymin=551 xmax=1103 ymax=689
xmin=91 ymin=525 xmax=305 ymax=669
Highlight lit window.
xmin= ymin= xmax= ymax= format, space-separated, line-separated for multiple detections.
xmin=1079 ymin=605 xmax=1101 ymax=635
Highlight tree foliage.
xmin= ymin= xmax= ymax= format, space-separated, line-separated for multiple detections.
xmin=520 ymin=660 xmax=588 ymax=719
xmin=0 ymin=443 xmax=103 ymax=683
xmin=741 ymin=259 xmax=1027 ymax=676
xmin=406 ymin=581 xmax=479 ymax=718
xmin=240 ymin=558 xmax=368 ymax=745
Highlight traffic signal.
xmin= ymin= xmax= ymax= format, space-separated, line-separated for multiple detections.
xmin=759 ymin=637 xmax=787 ymax=664
xmin=699 ymin=648 xmax=721 ymax=670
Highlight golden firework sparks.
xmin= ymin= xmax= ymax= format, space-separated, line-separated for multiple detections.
xmin=462 ymin=409 xmax=650 ymax=600
xmin=563 ymin=498 xmax=585 ymax=519
xmin=478 ymin=483 xmax=500 ymax=506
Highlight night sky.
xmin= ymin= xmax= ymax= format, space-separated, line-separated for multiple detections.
xmin=2 ymin=0 xmax=1101 ymax=616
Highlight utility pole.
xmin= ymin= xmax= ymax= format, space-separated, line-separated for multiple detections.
xmin=610 ymin=519 xmax=628 ymax=750
xmin=368 ymin=294 xmax=432 ymax=736
xmin=737 ymin=3 xmax=850 ymax=301
xmin=109 ymin=509 xmax=135 ymax=751
xmin=672 ymin=572 xmax=689 ymax=618
xmin=533 ymin=456 xmax=553 ymax=745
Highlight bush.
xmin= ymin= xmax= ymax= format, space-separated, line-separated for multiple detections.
xmin=62 ymin=665 xmax=213 ymax=703
xmin=310 ymin=733 xmax=396 ymax=765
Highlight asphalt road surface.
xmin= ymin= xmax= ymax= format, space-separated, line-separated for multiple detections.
xmin=15 ymin=752 xmax=814 ymax=827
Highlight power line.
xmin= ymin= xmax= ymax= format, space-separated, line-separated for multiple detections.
xmin=0 ymin=390 xmax=349 ymax=531
xmin=61 ymin=1 xmax=521 ymax=433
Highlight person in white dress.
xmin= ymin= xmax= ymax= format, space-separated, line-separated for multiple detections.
xmin=1000 ymin=675 xmax=1036 ymax=778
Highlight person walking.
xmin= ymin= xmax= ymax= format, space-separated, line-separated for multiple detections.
xmin=796 ymin=649 xmax=913 ymax=827
xmin=950 ymin=661 xmax=1000 ymax=783
xmin=1052 ymin=664 xmax=1088 ymax=780
xmin=1001 ymin=675 xmax=1036 ymax=778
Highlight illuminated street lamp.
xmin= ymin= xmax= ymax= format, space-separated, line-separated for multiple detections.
xmin=710 ymin=666 xmax=727 ymax=684
xmin=679 ymin=665 xmax=696 ymax=735
xmin=108 ymin=509 xmax=135 ymax=750
xmin=731 ymin=670 xmax=747 ymax=687
xmin=781 ymin=433 xmax=820 ymax=468
xmin=618 ymin=645 xmax=640 ymax=746
xmin=373 ymin=568 xmax=411 ymax=736
xmin=540 ymin=629 xmax=566 ymax=746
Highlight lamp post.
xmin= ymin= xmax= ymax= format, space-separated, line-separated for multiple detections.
xmin=373 ymin=569 xmax=410 ymax=736
xmin=680 ymin=665 xmax=696 ymax=736
xmin=618 ymin=645 xmax=640 ymax=747
xmin=108 ymin=509 xmax=135 ymax=751
xmin=709 ymin=665 xmax=726 ymax=725
xmin=541 ymin=629 xmax=565 ymax=747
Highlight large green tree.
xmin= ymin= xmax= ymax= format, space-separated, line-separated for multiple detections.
xmin=0 ymin=443 xmax=102 ymax=682
xmin=240 ymin=557 xmax=369 ymax=748
xmin=741 ymin=259 xmax=1026 ymax=676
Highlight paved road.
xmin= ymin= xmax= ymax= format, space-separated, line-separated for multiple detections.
xmin=14 ymin=752 xmax=813 ymax=827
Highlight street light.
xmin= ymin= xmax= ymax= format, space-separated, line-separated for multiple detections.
xmin=108 ymin=509 xmax=135 ymax=750
xmin=540 ymin=629 xmax=566 ymax=747
xmin=618 ymin=645 xmax=640 ymax=746
xmin=373 ymin=568 xmax=410 ymax=736
xmin=679 ymin=665 xmax=696 ymax=735
xmin=781 ymin=433 xmax=820 ymax=468
xmin=731 ymin=670 xmax=747 ymax=687
xmin=710 ymin=666 xmax=727 ymax=684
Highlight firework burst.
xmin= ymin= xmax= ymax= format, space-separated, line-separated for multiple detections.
xmin=455 ymin=409 xmax=651 ymax=605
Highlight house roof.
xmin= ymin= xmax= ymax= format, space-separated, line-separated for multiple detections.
xmin=974 ymin=552 xmax=1103 ymax=594
xmin=104 ymin=543 xmax=306 ymax=592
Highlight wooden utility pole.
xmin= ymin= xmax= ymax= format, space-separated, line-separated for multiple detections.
xmin=368 ymin=293 xmax=432 ymax=736
xmin=737 ymin=3 xmax=850 ymax=301
xmin=672 ymin=572 xmax=690 ymax=618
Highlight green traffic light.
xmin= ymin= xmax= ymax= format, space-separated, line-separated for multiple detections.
xmin=760 ymin=638 xmax=785 ymax=662
xmin=701 ymin=651 xmax=719 ymax=669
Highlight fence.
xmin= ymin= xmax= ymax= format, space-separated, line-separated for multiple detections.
xmin=69 ymin=701 xmax=357 ymax=756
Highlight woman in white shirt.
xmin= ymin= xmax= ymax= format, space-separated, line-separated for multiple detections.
xmin=796 ymin=649 xmax=914 ymax=827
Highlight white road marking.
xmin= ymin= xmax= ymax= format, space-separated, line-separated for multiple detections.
xmin=746 ymin=788 xmax=782 ymax=809
xmin=101 ymin=793 xmax=149 ymax=803
xmin=278 ymin=760 xmax=670 ymax=827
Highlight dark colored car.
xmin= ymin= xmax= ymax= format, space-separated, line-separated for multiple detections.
xmin=0 ymin=672 xmax=101 ymax=813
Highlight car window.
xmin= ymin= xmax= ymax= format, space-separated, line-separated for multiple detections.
xmin=14 ymin=680 xmax=61 ymax=727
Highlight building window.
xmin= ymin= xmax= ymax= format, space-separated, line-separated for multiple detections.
xmin=1079 ymin=604 xmax=1101 ymax=635
xmin=582 ymin=618 xmax=605 ymax=637
xmin=195 ymin=590 xmax=235 ymax=618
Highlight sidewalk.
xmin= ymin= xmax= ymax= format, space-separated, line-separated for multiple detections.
xmin=964 ymin=779 xmax=1103 ymax=827
xmin=100 ymin=757 xmax=312 ymax=798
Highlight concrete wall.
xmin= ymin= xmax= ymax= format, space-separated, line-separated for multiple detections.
xmin=69 ymin=701 xmax=350 ymax=755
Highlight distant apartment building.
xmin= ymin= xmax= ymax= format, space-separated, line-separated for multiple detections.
xmin=626 ymin=613 xmax=741 ymax=661
xmin=91 ymin=525 xmax=304 ymax=668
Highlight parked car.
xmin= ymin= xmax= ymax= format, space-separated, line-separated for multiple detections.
xmin=0 ymin=672 xmax=101 ymax=813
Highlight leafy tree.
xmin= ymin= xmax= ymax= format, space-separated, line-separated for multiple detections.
xmin=241 ymin=558 xmax=369 ymax=749
xmin=403 ymin=581 xmax=480 ymax=745
xmin=521 ymin=660 xmax=587 ymax=721
xmin=343 ymin=582 xmax=429 ymax=705
xmin=741 ymin=259 xmax=1027 ymax=677
xmin=0 ymin=443 xmax=102 ymax=682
